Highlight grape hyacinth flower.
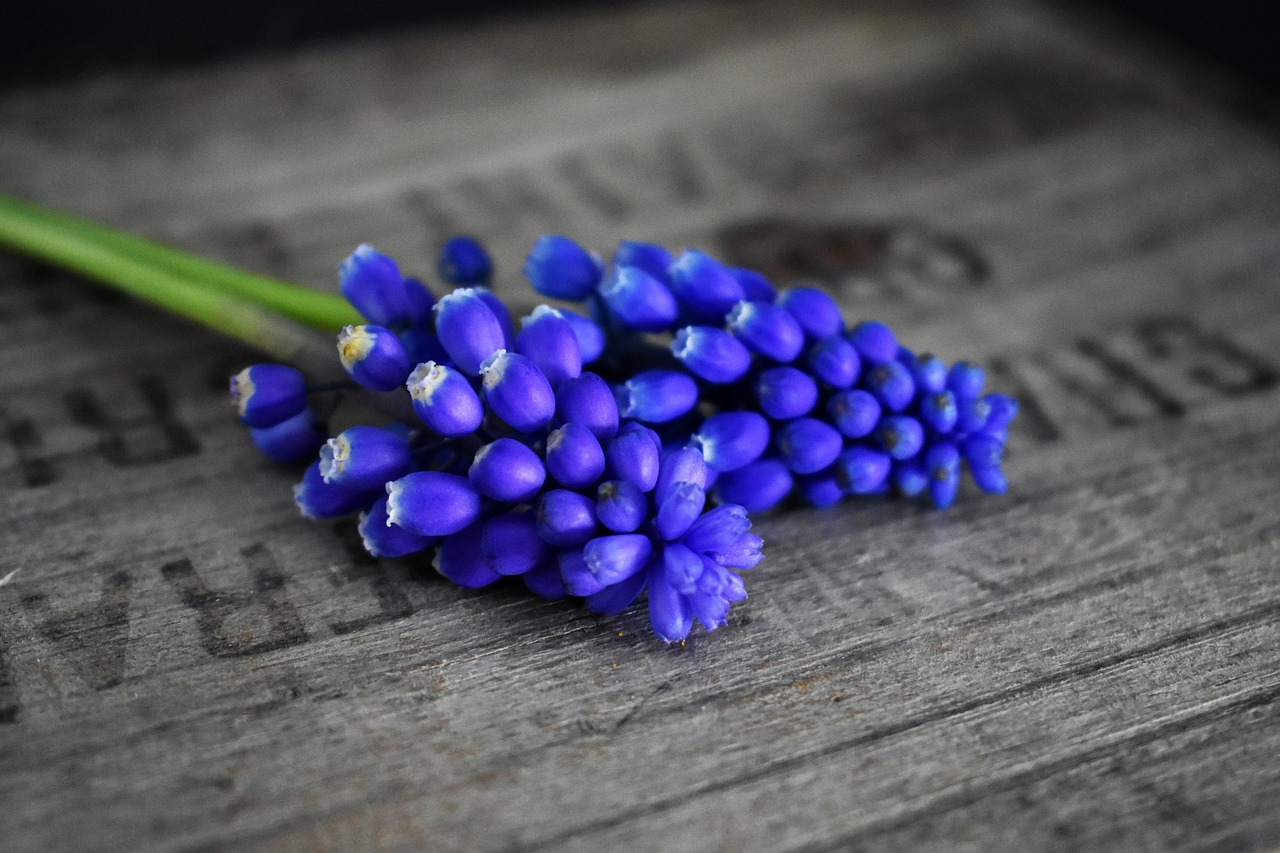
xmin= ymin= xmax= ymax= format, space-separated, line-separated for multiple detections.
xmin=505 ymin=233 xmax=1018 ymax=513
xmin=231 ymin=239 xmax=765 ymax=643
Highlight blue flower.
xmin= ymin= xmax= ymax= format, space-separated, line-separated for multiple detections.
xmin=669 ymin=250 xmax=745 ymax=324
xmin=249 ymin=408 xmax=326 ymax=463
xmin=438 ymin=235 xmax=493 ymax=286
xmin=545 ymin=422 xmax=606 ymax=489
xmin=777 ymin=287 xmax=844 ymax=339
xmin=615 ymin=369 xmax=699 ymax=423
xmin=319 ymin=425 xmax=412 ymax=491
xmin=524 ymin=235 xmax=602 ymax=300
xmin=553 ymin=372 xmax=620 ymax=440
xmin=515 ymin=305 xmax=583 ymax=389
xmin=468 ymin=437 xmax=546 ymax=502
xmin=340 ymin=244 xmax=409 ymax=327
xmin=671 ymin=326 xmax=752 ymax=384
xmin=406 ymin=361 xmax=485 ymax=438
xmin=598 ymin=266 xmax=679 ymax=332
xmin=385 ymin=471 xmax=481 ymax=537
xmin=231 ymin=364 xmax=307 ymax=428
xmin=727 ymin=300 xmax=805 ymax=363
xmin=433 ymin=288 xmax=507 ymax=375
xmin=480 ymin=349 xmax=556 ymax=434
xmin=337 ymin=324 xmax=411 ymax=392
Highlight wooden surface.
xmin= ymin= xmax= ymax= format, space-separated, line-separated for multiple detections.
xmin=3 ymin=1 xmax=1279 ymax=850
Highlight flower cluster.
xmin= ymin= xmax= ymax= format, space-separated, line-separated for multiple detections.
xmin=521 ymin=236 xmax=1018 ymax=512
xmin=230 ymin=238 xmax=762 ymax=643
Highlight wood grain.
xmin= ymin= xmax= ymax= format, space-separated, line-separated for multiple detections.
xmin=2 ymin=1 xmax=1279 ymax=850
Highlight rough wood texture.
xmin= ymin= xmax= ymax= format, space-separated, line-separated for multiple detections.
xmin=2 ymin=1 xmax=1279 ymax=850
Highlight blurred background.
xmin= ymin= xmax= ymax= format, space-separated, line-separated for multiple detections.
xmin=4 ymin=1 xmax=1278 ymax=92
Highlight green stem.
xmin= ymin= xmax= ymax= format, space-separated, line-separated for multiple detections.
xmin=0 ymin=196 xmax=417 ymax=423
xmin=0 ymin=194 xmax=360 ymax=331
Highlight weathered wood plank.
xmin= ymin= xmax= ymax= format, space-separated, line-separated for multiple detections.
xmin=2 ymin=1 xmax=1280 ymax=851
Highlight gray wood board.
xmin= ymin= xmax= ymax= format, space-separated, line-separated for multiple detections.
xmin=2 ymin=1 xmax=1279 ymax=850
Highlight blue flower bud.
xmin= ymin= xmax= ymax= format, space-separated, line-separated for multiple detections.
xmin=892 ymin=459 xmax=928 ymax=498
xmin=712 ymin=458 xmax=793 ymax=512
xmin=981 ymin=393 xmax=1019 ymax=437
xmin=338 ymin=324 xmax=412 ymax=392
xmin=875 ymin=415 xmax=925 ymax=461
xmin=904 ymin=352 xmax=948 ymax=395
xmin=583 ymin=566 xmax=648 ymax=614
xmin=558 ymin=547 xmax=604 ymax=597
xmin=730 ymin=267 xmax=777 ymax=303
xmin=596 ymin=479 xmax=647 ymax=533
xmin=319 ymin=425 xmax=412 ymax=491
xmin=777 ymin=287 xmax=844 ymax=339
xmin=249 ymin=408 xmax=326 ymax=463
xmin=697 ymin=559 xmax=747 ymax=601
xmin=663 ymin=542 xmax=704 ymax=595
xmin=926 ymin=441 xmax=961 ymax=509
xmin=864 ymin=360 xmax=915 ymax=412
xmin=433 ymin=288 xmax=507 ymax=375
xmin=962 ymin=432 xmax=1004 ymax=469
xmin=583 ymin=534 xmax=653 ymax=588
xmin=827 ymin=388 xmax=881 ymax=438
xmin=545 ymin=421 xmax=606 ymax=489
xmin=403 ymin=278 xmax=436 ymax=328
xmin=919 ymin=390 xmax=958 ymax=434
xmin=671 ymin=326 xmax=752 ymax=383
xmin=560 ymin=309 xmax=606 ymax=363
xmin=837 ymin=446 xmax=891 ymax=494
xmin=294 ymin=461 xmax=378 ymax=519
xmin=708 ymin=530 xmax=763 ymax=571
xmin=806 ymin=335 xmax=860 ymax=389
xmin=948 ymin=361 xmax=985 ymax=399
xmin=693 ymin=411 xmax=770 ymax=471
xmin=655 ymin=446 xmax=710 ymax=503
xmin=406 ymin=361 xmax=485 ymax=438
xmin=523 ymin=559 xmax=570 ymax=601
xmin=481 ymin=511 xmax=551 ymax=575
xmin=515 ymin=305 xmax=582 ymax=389
xmin=524 ymin=235 xmax=602 ymax=300
xmin=536 ymin=488 xmax=598 ymax=547
xmin=554 ymin=372 xmax=620 ymax=440
xmin=646 ymin=562 xmax=693 ymax=644
xmin=468 ymin=437 xmax=546 ymax=502
xmin=796 ymin=470 xmax=844 ymax=508
xmin=438 ymin=235 xmax=493 ymax=286
xmin=615 ymin=369 xmax=699 ymax=423
xmin=727 ymin=300 xmax=805 ymax=363
xmin=436 ymin=523 xmax=502 ymax=589
xmin=603 ymin=421 xmax=662 ymax=491
xmin=776 ymin=417 xmax=843 ymax=474
xmin=681 ymin=503 xmax=750 ymax=556
xmin=955 ymin=395 xmax=992 ymax=433
xmin=340 ymin=244 xmax=408 ymax=327
xmin=479 ymin=349 xmax=556 ymax=433
xmin=613 ymin=240 xmax=673 ymax=283
xmin=755 ymin=366 xmax=818 ymax=420
xmin=848 ymin=321 xmax=898 ymax=365
xmin=599 ymin=266 xmax=680 ymax=332
xmin=656 ymin=482 xmax=706 ymax=541
xmin=231 ymin=364 xmax=307 ymax=428
xmin=358 ymin=495 xmax=435 ymax=558
xmin=968 ymin=460 xmax=1007 ymax=495
xmin=689 ymin=586 xmax=733 ymax=632
xmin=385 ymin=471 xmax=481 ymax=536
xmin=669 ymin=249 xmax=746 ymax=324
